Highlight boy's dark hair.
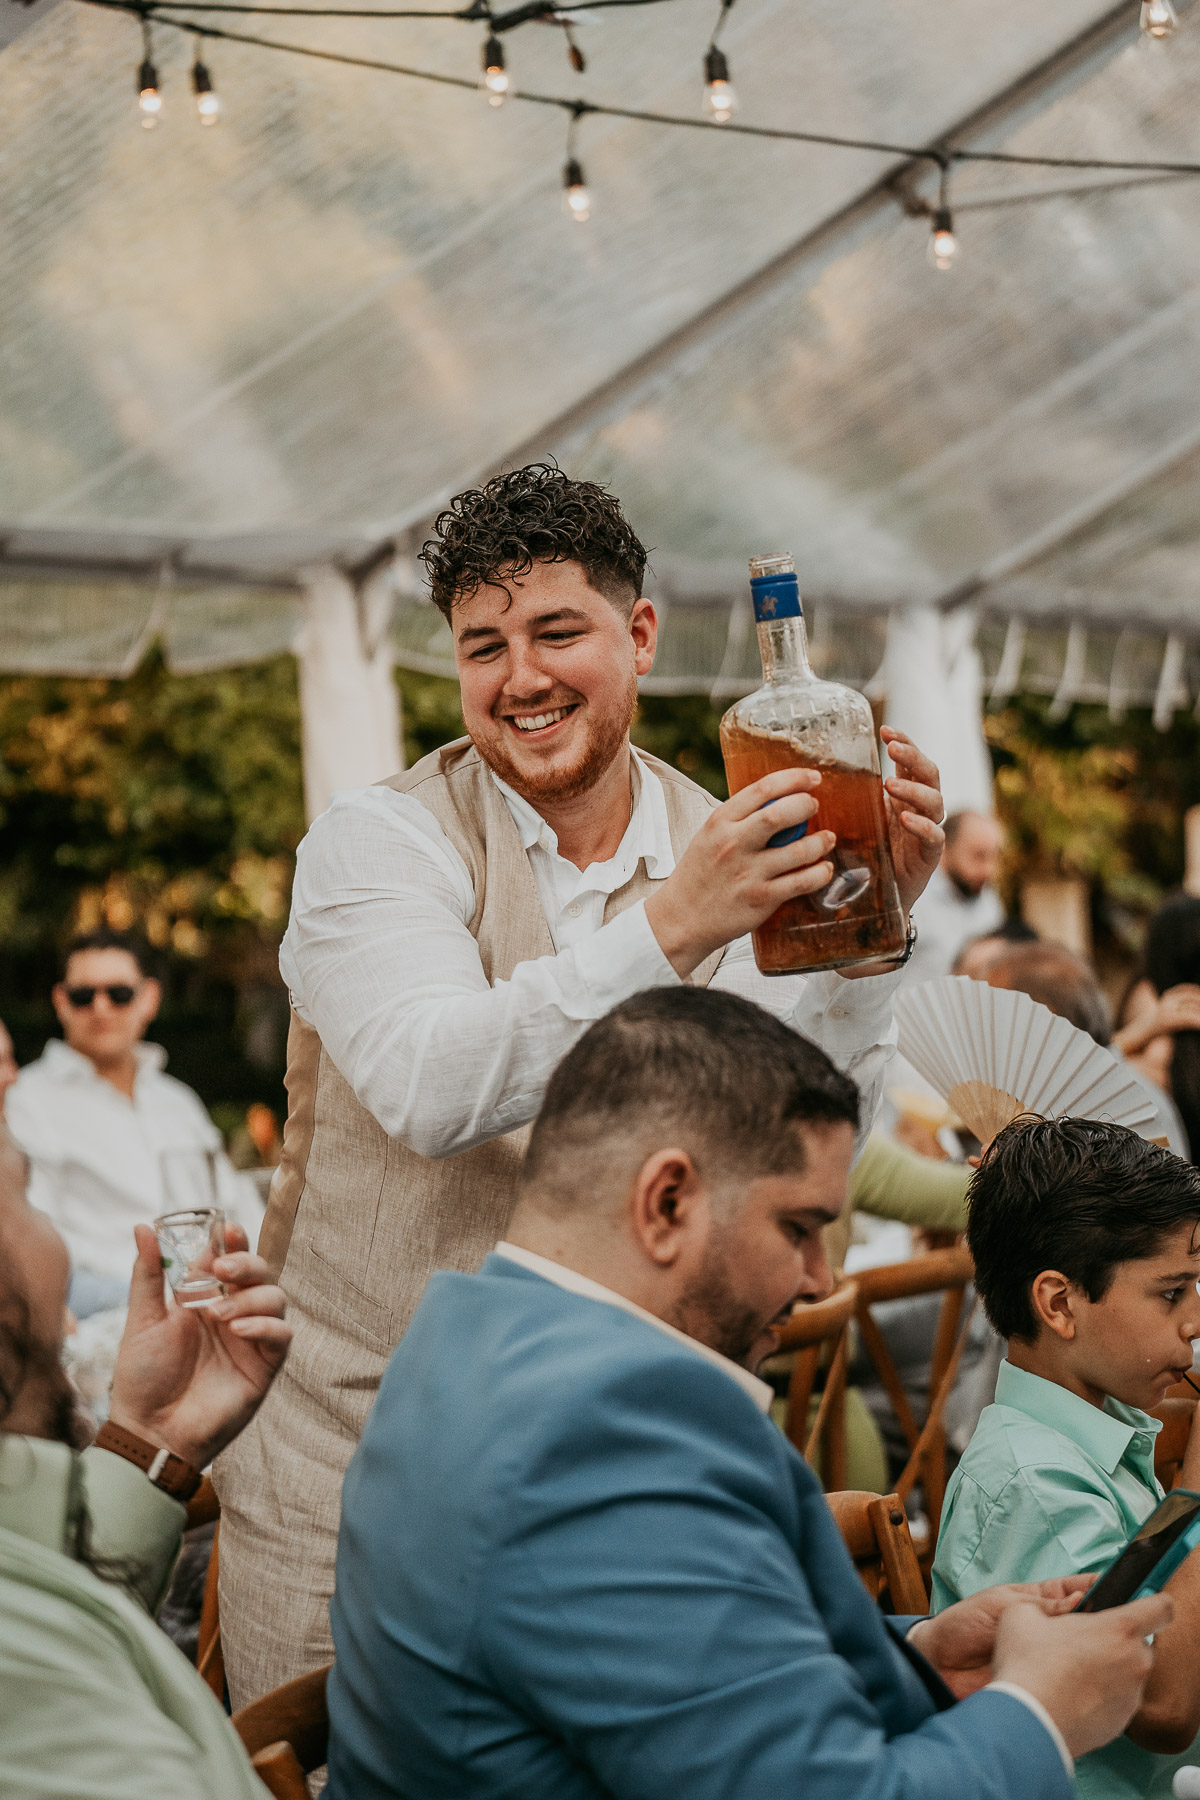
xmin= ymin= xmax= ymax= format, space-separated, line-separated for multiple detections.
xmin=967 ymin=1117 xmax=1200 ymax=1342
xmin=420 ymin=463 xmax=648 ymax=621
xmin=521 ymin=986 xmax=859 ymax=1207
xmin=59 ymin=928 xmax=153 ymax=984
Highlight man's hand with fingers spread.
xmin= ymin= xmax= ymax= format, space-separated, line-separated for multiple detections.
xmin=106 ymin=1221 xmax=291 ymax=1471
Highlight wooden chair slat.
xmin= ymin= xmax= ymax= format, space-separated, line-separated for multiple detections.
xmin=233 ymin=1663 xmax=331 ymax=1774
xmin=196 ymin=1521 xmax=225 ymax=1701
xmin=185 ymin=1475 xmax=221 ymax=1532
xmin=250 ymin=1741 xmax=312 ymax=1800
xmin=825 ymin=1489 xmax=928 ymax=1615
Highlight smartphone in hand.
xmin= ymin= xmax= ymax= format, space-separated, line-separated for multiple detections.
xmin=1077 ymin=1489 xmax=1200 ymax=1613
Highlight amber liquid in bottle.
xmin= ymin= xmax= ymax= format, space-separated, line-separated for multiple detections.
xmin=719 ymin=556 xmax=905 ymax=975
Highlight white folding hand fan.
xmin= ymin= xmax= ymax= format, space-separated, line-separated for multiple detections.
xmin=894 ymin=976 xmax=1160 ymax=1145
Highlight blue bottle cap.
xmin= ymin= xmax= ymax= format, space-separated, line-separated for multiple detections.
xmin=750 ymin=570 xmax=802 ymax=623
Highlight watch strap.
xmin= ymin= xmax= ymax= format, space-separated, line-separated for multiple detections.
xmin=93 ymin=1420 xmax=203 ymax=1503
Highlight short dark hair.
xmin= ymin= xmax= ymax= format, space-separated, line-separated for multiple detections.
xmin=986 ymin=942 xmax=1113 ymax=1047
xmin=420 ymin=462 xmax=648 ymax=621
xmin=943 ymin=810 xmax=1001 ymax=847
xmin=521 ymin=987 xmax=859 ymax=1207
xmin=59 ymin=929 xmax=153 ymax=983
xmin=967 ymin=1117 xmax=1200 ymax=1342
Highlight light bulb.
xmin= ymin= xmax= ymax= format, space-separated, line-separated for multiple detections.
xmin=1140 ymin=0 xmax=1178 ymax=36
xmin=137 ymin=58 xmax=161 ymax=129
xmin=563 ymin=157 xmax=590 ymax=222
xmin=928 ymin=207 xmax=957 ymax=270
xmin=704 ymin=46 xmax=737 ymax=122
xmin=483 ymin=34 xmax=509 ymax=106
xmin=191 ymin=59 xmax=221 ymax=126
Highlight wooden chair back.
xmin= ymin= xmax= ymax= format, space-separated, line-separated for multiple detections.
xmin=825 ymin=1489 xmax=929 ymax=1615
xmin=852 ymin=1245 xmax=976 ymax=1545
xmin=183 ymin=1476 xmax=225 ymax=1701
xmin=773 ymin=1281 xmax=859 ymax=1491
xmin=232 ymin=1663 xmax=331 ymax=1799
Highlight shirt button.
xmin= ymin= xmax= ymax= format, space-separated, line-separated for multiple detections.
xmin=829 ymin=1005 xmax=846 ymax=1021
xmin=565 ymin=903 xmax=582 ymax=918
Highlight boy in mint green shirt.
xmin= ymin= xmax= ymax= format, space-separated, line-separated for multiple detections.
xmin=933 ymin=1117 xmax=1200 ymax=1799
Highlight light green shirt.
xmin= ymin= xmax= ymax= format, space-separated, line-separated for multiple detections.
xmin=0 ymin=1434 xmax=264 ymax=1800
xmin=933 ymin=1359 xmax=1196 ymax=1800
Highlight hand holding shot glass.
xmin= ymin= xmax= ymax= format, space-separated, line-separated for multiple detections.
xmin=154 ymin=1147 xmax=226 ymax=1308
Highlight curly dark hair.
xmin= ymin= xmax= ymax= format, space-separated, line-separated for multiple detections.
xmin=420 ymin=463 xmax=648 ymax=621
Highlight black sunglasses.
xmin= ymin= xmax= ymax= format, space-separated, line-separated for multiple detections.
xmin=64 ymin=984 xmax=138 ymax=1008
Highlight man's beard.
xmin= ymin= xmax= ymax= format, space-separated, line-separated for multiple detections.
xmin=667 ymin=1237 xmax=767 ymax=1369
xmin=473 ymin=669 xmax=638 ymax=808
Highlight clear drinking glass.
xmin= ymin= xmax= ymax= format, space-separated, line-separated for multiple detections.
xmin=154 ymin=1207 xmax=226 ymax=1308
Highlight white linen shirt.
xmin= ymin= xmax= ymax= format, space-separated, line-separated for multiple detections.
xmin=907 ymin=863 xmax=1005 ymax=987
xmin=7 ymin=1040 xmax=262 ymax=1284
xmin=280 ymin=749 xmax=902 ymax=1161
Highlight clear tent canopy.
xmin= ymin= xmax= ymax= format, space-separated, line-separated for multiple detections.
xmin=3 ymin=0 xmax=1200 ymax=778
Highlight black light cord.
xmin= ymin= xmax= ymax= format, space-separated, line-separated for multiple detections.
xmin=77 ymin=0 xmax=1200 ymax=181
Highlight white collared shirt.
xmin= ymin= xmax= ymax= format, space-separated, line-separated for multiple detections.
xmin=7 ymin=1039 xmax=263 ymax=1283
xmin=279 ymin=749 xmax=902 ymax=1160
xmin=907 ymin=864 xmax=1005 ymax=987
xmin=494 ymin=1240 xmax=773 ymax=1411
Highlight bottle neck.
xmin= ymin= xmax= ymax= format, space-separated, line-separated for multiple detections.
xmin=757 ymin=615 xmax=813 ymax=683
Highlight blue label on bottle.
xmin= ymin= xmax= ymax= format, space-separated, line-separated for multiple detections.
xmin=762 ymin=796 xmax=810 ymax=848
xmin=750 ymin=572 xmax=802 ymax=622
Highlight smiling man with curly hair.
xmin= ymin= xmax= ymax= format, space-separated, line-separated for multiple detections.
xmin=214 ymin=462 xmax=947 ymax=1706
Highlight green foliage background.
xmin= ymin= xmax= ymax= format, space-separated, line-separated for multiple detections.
xmin=1 ymin=654 xmax=1195 ymax=1125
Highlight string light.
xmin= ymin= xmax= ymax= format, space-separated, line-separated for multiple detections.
xmin=927 ymin=162 xmax=956 ymax=269
xmin=191 ymin=46 xmax=222 ymax=121
xmin=136 ymin=18 xmax=162 ymax=127
xmin=703 ymin=48 xmax=735 ymax=122
xmin=562 ymin=103 xmax=589 ymax=221
xmin=702 ymin=0 xmax=736 ymax=123
xmin=1140 ymin=0 xmax=1178 ymax=36
xmin=482 ymin=31 xmax=508 ymax=103
xmin=93 ymin=0 xmax=1200 ymax=270
xmin=561 ymin=19 xmax=585 ymax=74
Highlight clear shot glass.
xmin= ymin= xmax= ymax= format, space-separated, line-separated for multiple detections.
xmin=153 ymin=1207 xmax=226 ymax=1308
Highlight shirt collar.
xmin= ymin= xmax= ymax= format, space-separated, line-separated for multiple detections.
xmin=494 ymin=1242 xmax=773 ymax=1413
xmin=994 ymin=1359 xmax=1162 ymax=1478
xmin=0 ymin=1436 xmax=84 ymax=1557
xmin=40 ymin=1039 xmax=168 ymax=1082
xmin=490 ymin=749 xmax=676 ymax=883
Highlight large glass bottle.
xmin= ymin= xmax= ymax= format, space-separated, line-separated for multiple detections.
xmin=719 ymin=554 xmax=905 ymax=974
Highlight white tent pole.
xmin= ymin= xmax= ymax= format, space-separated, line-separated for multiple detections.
xmin=882 ymin=604 xmax=993 ymax=817
xmin=296 ymin=565 xmax=402 ymax=823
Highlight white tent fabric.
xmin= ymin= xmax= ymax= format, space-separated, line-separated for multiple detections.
xmin=3 ymin=0 xmax=1200 ymax=770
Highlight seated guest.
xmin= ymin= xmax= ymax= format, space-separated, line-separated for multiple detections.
xmin=7 ymin=928 xmax=263 ymax=1318
xmin=933 ymin=1118 xmax=1200 ymax=1798
xmin=906 ymin=811 xmax=1006 ymax=985
xmin=1114 ymin=893 xmax=1200 ymax=1164
xmin=0 ymin=1120 xmax=291 ymax=1796
xmin=985 ymin=942 xmax=1188 ymax=1159
xmin=328 ymin=988 xmax=1167 ymax=1800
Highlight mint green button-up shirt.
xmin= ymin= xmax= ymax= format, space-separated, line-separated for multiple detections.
xmin=0 ymin=1434 xmax=265 ymax=1800
xmin=933 ymin=1359 xmax=1196 ymax=1800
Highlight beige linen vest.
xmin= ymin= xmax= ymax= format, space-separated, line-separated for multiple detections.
xmin=214 ymin=737 xmax=721 ymax=1706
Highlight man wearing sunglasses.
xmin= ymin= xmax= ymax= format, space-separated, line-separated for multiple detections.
xmin=6 ymin=928 xmax=262 ymax=1319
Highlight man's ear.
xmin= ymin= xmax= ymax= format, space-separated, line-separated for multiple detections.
xmin=629 ymin=1146 xmax=704 ymax=1267
xmin=50 ymin=983 xmax=70 ymax=1030
xmin=630 ymin=598 xmax=657 ymax=678
xmin=140 ymin=977 xmax=163 ymax=1024
xmin=1029 ymin=1269 xmax=1078 ymax=1342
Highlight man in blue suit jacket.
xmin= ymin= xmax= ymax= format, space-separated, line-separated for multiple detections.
xmin=327 ymin=987 xmax=1169 ymax=1800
